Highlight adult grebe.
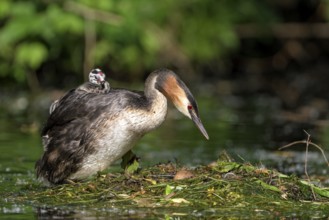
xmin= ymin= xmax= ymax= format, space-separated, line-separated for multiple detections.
xmin=36 ymin=68 xmax=209 ymax=185
xmin=49 ymin=68 xmax=110 ymax=114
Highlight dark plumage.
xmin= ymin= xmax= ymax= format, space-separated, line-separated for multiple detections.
xmin=36 ymin=68 xmax=208 ymax=185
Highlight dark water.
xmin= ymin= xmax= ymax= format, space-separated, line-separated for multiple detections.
xmin=0 ymin=94 xmax=328 ymax=219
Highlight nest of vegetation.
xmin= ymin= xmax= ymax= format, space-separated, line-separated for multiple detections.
xmin=9 ymin=153 xmax=329 ymax=217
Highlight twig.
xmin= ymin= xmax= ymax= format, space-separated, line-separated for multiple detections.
xmin=303 ymin=131 xmax=316 ymax=200
xmin=303 ymin=130 xmax=310 ymax=180
xmin=279 ymin=141 xmax=329 ymax=167
xmin=279 ymin=130 xmax=329 ymax=200
xmin=26 ymin=70 xmax=41 ymax=94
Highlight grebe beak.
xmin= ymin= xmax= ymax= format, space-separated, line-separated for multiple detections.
xmin=188 ymin=107 xmax=209 ymax=140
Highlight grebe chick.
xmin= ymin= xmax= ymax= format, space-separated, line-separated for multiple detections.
xmin=49 ymin=68 xmax=110 ymax=114
xmin=36 ymin=68 xmax=209 ymax=185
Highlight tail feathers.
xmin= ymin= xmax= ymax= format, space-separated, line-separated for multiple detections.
xmin=35 ymin=157 xmax=74 ymax=185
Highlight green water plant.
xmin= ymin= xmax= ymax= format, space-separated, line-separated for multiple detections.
xmin=10 ymin=156 xmax=329 ymax=216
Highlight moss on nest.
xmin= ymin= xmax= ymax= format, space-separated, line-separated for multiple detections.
xmin=11 ymin=156 xmax=329 ymax=214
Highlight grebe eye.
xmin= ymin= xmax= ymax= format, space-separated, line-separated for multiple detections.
xmin=188 ymin=105 xmax=193 ymax=110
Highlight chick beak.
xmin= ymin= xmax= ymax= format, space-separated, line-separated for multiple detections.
xmin=189 ymin=108 xmax=209 ymax=140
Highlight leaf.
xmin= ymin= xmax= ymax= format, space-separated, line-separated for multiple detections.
xmin=170 ymin=198 xmax=190 ymax=204
xmin=165 ymin=185 xmax=172 ymax=196
xmin=0 ymin=19 xmax=33 ymax=48
xmin=141 ymin=28 xmax=160 ymax=54
xmin=10 ymin=2 xmax=35 ymax=17
xmin=215 ymin=162 xmax=241 ymax=173
xmin=13 ymin=67 xmax=26 ymax=83
xmin=117 ymin=194 xmax=130 ymax=199
xmin=121 ymin=150 xmax=139 ymax=175
xmin=255 ymin=180 xmax=281 ymax=193
xmin=124 ymin=159 xmax=139 ymax=175
xmin=313 ymin=187 xmax=329 ymax=198
xmin=300 ymin=180 xmax=329 ymax=198
xmin=0 ymin=0 xmax=11 ymax=19
xmin=144 ymin=178 xmax=157 ymax=185
xmin=15 ymin=42 xmax=48 ymax=69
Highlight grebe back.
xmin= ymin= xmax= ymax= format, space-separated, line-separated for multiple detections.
xmin=49 ymin=68 xmax=110 ymax=114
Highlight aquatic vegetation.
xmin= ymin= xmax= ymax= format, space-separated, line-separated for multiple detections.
xmin=7 ymin=157 xmax=329 ymax=218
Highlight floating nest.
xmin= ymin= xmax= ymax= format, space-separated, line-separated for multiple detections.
xmin=8 ymin=154 xmax=329 ymax=218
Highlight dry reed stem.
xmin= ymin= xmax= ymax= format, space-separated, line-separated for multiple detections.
xmin=279 ymin=130 xmax=329 ymax=200
xmin=279 ymin=135 xmax=329 ymax=167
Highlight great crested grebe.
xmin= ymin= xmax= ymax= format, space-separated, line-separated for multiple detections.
xmin=49 ymin=68 xmax=110 ymax=114
xmin=36 ymin=68 xmax=209 ymax=185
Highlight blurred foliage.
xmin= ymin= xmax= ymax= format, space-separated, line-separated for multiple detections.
xmin=0 ymin=0 xmax=279 ymax=90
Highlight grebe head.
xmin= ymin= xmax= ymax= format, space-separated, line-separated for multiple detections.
xmin=89 ymin=68 xmax=106 ymax=84
xmin=154 ymin=69 xmax=209 ymax=140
